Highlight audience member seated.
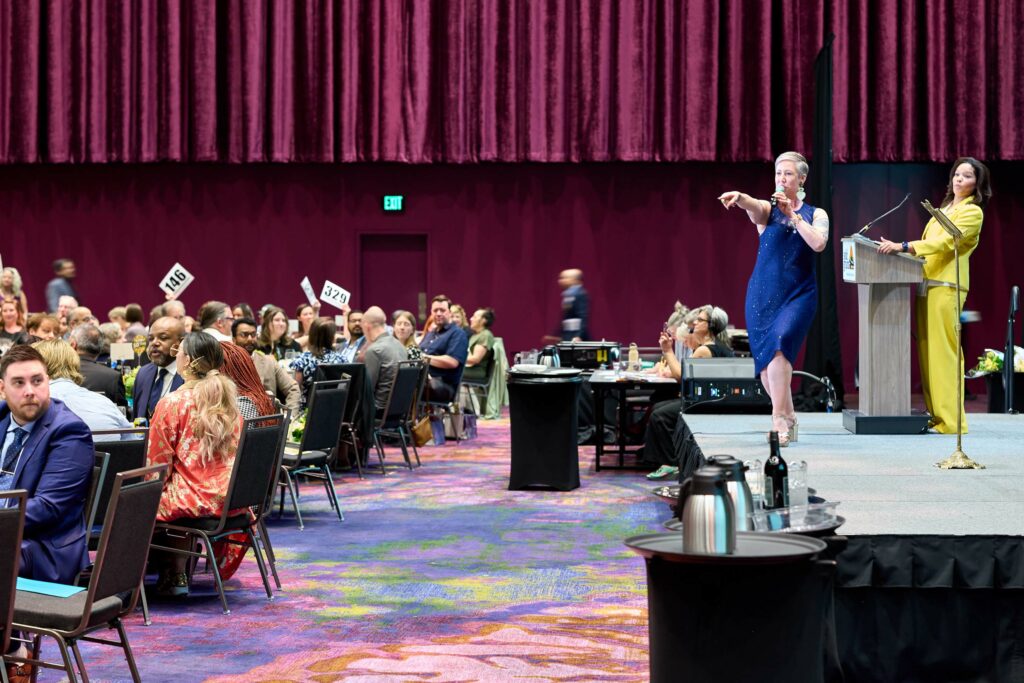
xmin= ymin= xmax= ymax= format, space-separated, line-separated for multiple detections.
xmin=198 ymin=300 xmax=234 ymax=342
xmin=56 ymin=294 xmax=78 ymax=337
xmin=232 ymin=302 xmax=255 ymax=320
xmin=256 ymin=305 xmax=301 ymax=360
xmin=108 ymin=305 xmax=128 ymax=333
xmin=337 ymin=308 xmax=366 ymax=363
xmin=644 ymin=305 xmax=733 ymax=480
xmin=163 ymin=299 xmax=187 ymax=323
xmin=361 ymin=307 xmax=408 ymax=411
xmin=146 ymin=332 xmax=243 ymax=596
xmin=0 ymin=266 xmax=29 ymax=313
xmin=418 ymin=295 xmax=469 ymax=404
xmin=231 ymin=318 xmax=301 ymax=414
xmin=24 ymin=313 xmax=60 ymax=343
xmin=450 ymin=304 xmax=470 ymax=333
xmin=290 ymin=318 xmax=345 ymax=407
xmin=462 ymin=308 xmax=496 ymax=383
xmin=294 ymin=303 xmax=320 ymax=350
xmin=123 ymin=303 xmax=148 ymax=341
xmin=32 ymin=339 xmax=132 ymax=439
xmin=148 ymin=304 xmax=166 ymax=326
xmin=67 ymin=306 xmax=97 ymax=333
xmin=133 ymin=317 xmax=186 ymax=421
xmin=648 ymin=302 xmax=689 ymax=378
xmin=220 ymin=341 xmax=277 ymax=420
xmin=0 ymin=345 xmax=93 ymax=585
xmin=69 ymin=323 xmax=128 ymax=407
xmin=45 ymin=258 xmax=79 ymax=313
xmin=1 ymin=298 xmax=29 ymax=347
xmin=392 ymin=310 xmax=422 ymax=360
xmin=182 ymin=315 xmax=196 ymax=333
xmin=97 ymin=322 xmax=122 ymax=357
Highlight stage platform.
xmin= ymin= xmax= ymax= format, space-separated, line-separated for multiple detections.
xmin=684 ymin=412 xmax=1024 ymax=535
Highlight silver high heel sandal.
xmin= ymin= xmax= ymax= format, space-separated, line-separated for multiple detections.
xmin=768 ymin=414 xmax=791 ymax=447
xmin=785 ymin=415 xmax=799 ymax=443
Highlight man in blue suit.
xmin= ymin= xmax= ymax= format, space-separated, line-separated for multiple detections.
xmin=0 ymin=345 xmax=93 ymax=584
xmin=132 ymin=316 xmax=185 ymax=421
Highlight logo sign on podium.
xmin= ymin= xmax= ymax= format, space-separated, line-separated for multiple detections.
xmin=842 ymin=241 xmax=856 ymax=282
xmin=320 ymin=280 xmax=351 ymax=309
xmin=159 ymin=263 xmax=195 ymax=298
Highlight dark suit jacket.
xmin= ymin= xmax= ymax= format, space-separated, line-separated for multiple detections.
xmin=132 ymin=362 xmax=184 ymax=421
xmin=560 ymin=285 xmax=590 ymax=341
xmin=79 ymin=357 xmax=127 ymax=407
xmin=0 ymin=398 xmax=93 ymax=583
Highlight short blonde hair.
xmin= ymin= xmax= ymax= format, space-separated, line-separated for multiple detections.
xmin=775 ymin=151 xmax=809 ymax=177
xmin=32 ymin=338 xmax=84 ymax=385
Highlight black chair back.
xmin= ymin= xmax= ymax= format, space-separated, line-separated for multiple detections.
xmin=225 ymin=414 xmax=285 ymax=512
xmin=381 ymin=361 xmax=423 ymax=429
xmin=0 ymin=490 xmax=26 ymax=657
xmin=411 ymin=360 xmax=429 ymax=418
xmin=90 ymin=465 xmax=167 ymax=613
xmin=88 ymin=428 xmax=149 ymax=531
xmin=300 ymin=379 xmax=349 ymax=453
xmin=317 ymin=363 xmax=364 ymax=424
xmin=86 ymin=451 xmax=110 ymax=533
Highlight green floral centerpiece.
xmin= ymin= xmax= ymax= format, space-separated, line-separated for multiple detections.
xmin=122 ymin=366 xmax=139 ymax=396
xmin=971 ymin=346 xmax=1024 ymax=376
xmin=290 ymin=412 xmax=307 ymax=442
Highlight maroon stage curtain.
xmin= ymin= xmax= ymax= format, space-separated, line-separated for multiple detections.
xmin=0 ymin=1 xmax=1019 ymax=164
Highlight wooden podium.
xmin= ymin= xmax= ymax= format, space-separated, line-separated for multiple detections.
xmin=840 ymin=234 xmax=931 ymax=434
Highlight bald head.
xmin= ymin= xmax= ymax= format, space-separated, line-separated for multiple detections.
xmin=147 ymin=316 xmax=186 ymax=367
xmin=362 ymin=306 xmax=388 ymax=342
xmin=68 ymin=306 xmax=95 ymax=329
xmin=163 ymin=300 xmax=186 ymax=320
xmin=558 ymin=269 xmax=583 ymax=289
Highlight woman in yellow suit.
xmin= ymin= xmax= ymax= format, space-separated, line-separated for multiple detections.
xmin=879 ymin=157 xmax=992 ymax=433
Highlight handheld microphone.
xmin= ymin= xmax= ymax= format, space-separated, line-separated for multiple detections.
xmin=770 ymin=185 xmax=784 ymax=206
xmin=1011 ymin=285 xmax=1020 ymax=317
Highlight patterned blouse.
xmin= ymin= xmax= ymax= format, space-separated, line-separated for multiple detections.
xmin=290 ymin=349 xmax=346 ymax=406
xmin=146 ymin=386 xmax=243 ymax=522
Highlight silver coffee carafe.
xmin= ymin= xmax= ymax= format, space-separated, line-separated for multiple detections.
xmin=679 ymin=465 xmax=736 ymax=555
xmin=706 ymin=455 xmax=756 ymax=532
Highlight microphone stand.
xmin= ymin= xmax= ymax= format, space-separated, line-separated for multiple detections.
xmin=1006 ymin=286 xmax=1020 ymax=414
xmin=922 ymin=200 xmax=984 ymax=470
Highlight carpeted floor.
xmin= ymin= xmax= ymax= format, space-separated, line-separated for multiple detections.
xmin=69 ymin=416 xmax=662 ymax=682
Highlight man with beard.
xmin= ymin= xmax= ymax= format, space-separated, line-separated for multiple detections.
xmin=232 ymin=318 xmax=301 ymax=413
xmin=132 ymin=317 xmax=185 ymax=421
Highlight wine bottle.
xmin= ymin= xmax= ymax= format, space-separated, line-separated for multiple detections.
xmin=763 ymin=431 xmax=789 ymax=509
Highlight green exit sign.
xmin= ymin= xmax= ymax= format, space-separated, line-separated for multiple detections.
xmin=383 ymin=195 xmax=405 ymax=212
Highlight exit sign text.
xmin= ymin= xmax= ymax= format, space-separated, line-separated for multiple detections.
xmin=383 ymin=195 xmax=405 ymax=212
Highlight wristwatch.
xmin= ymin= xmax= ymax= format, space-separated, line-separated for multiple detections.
xmin=901 ymin=241 xmax=909 ymax=253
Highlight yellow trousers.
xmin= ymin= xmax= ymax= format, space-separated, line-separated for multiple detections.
xmin=916 ymin=287 xmax=968 ymax=434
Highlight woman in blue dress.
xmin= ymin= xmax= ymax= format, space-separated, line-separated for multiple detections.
xmin=717 ymin=152 xmax=830 ymax=446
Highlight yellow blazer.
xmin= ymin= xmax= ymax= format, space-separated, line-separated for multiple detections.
xmin=910 ymin=196 xmax=983 ymax=291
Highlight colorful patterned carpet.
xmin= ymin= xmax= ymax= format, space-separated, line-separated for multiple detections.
xmin=70 ymin=415 xmax=665 ymax=682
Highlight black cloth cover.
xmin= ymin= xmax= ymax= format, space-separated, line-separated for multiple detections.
xmin=508 ymin=376 xmax=581 ymax=491
xmin=835 ymin=535 xmax=1024 ymax=682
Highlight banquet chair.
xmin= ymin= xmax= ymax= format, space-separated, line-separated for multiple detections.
xmin=88 ymin=429 xmax=149 ymax=545
xmin=460 ymin=351 xmax=495 ymax=417
xmin=315 ymin=363 xmax=368 ymax=477
xmin=0 ymin=490 xmax=27 ymax=683
xmin=372 ymin=361 xmax=425 ymax=472
xmin=279 ymin=381 xmax=348 ymax=530
xmin=9 ymin=465 xmax=166 ymax=683
xmin=150 ymin=414 xmax=285 ymax=615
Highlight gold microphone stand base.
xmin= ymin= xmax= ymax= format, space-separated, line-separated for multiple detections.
xmin=935 ymin=449 xmax=986 ymax=470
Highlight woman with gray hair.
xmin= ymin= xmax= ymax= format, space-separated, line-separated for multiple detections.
xmin=717 ymin=151 xmax=829 ymax=446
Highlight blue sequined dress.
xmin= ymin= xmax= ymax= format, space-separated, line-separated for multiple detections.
xmin=744 ymin=203 xmax=818 ymax=375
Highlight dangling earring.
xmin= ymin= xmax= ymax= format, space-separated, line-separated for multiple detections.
xmin=797 ymin=185 xmax=806 ymax=202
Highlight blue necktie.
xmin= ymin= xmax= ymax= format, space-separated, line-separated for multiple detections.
xmin=0 ymin=427 xmax=27 ymax=491
xmin=148 ymin=368 xmax=167 ymax=418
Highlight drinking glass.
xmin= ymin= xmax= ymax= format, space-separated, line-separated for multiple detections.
xmin=744 ymin=459 xmax=763 ymax=510
xmin=788 ymin=460 xmax=809 ymax=524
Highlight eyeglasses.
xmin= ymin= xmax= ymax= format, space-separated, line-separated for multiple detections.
xmin=696 ymin=317 xmax=710 ymax=324
xmin=235 ymin=331 xmax=257 ymax=339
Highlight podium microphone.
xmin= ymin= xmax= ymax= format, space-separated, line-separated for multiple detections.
xmin=857 ymin=192 xmax=912 ymax=235
xmin=769 ymin=185 xmax=784 ymax=206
